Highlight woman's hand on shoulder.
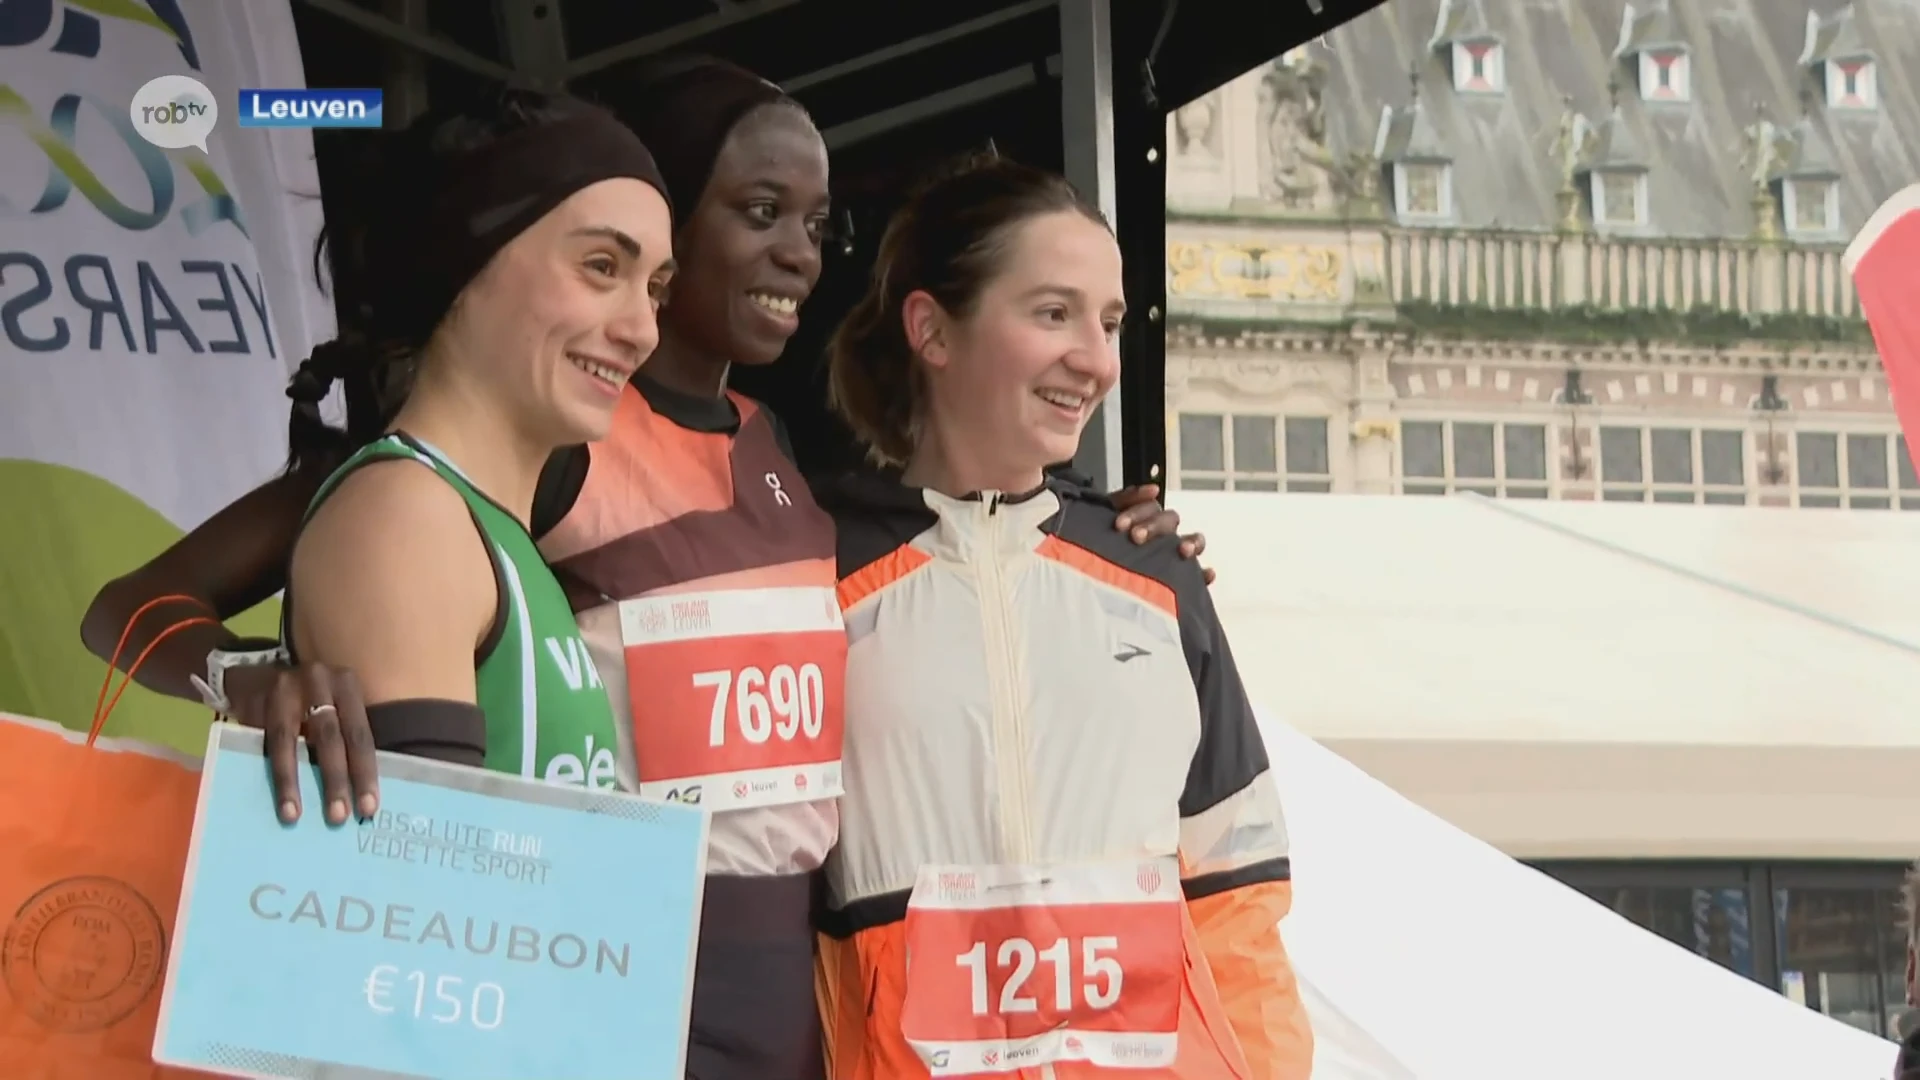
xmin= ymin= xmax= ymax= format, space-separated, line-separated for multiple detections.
xmin=1108 ymin=483 xmax=1215 ymax=586
xmin=223 ymin=659 xmax=377 ymax=827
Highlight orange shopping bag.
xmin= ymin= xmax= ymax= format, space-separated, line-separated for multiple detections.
xmin=0 ymin=711 xmax=218 ymax=1079
xmin=0 ymin=596 xmax=226 ymax=1079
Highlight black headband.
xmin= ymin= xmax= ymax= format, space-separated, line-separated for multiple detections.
xmin=415 ymin=106 xmax=671 ymax=317
xmin=625 ymin=60 xmax=792 ymax=224
xmin=286 ymin=105 xmax=667 ymax=415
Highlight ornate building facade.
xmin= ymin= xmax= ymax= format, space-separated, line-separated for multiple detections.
xmin=1164 ymin=0 xmax=1916 ymax=512
xmin=1162 ymin=0 xmax=1920 ymax=1035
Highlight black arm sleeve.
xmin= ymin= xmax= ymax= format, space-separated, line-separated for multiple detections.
xmin=1174 ymin=558 xmax=1271 ymax=819
xmin=365 ymin=699 xmax=487 ymax=768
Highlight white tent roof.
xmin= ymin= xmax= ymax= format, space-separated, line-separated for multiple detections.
xmin=1260 ymin=709 xmax=1899 ymax=1080
xmin=1179 ymin=493 xmax=1920 ymax=858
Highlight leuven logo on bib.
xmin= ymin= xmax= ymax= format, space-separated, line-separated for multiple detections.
xmin=619 ymin=586 xmax=845 ymax=811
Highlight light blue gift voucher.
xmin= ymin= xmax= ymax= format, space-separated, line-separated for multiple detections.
xmin=154 ymin=723 xmax=710 ymax=1080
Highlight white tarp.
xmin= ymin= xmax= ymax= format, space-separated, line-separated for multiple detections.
xmin=1259 ymin=708 xmax=1900 ymax=1080
xmin=0 ymin=0 xmax=331 ymax=747
xmin=1178 ymin=492 xmax=1920 ymax=860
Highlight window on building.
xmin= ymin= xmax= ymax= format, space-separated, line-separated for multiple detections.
xmin=1400 ymin=419 xmax=1550 ymax=498
xmin=1394 ymin=162 xmax=1452 ymax=220
xmin=1593 ymin=170 xmax=1647 ymax=227
xmin=1583 ymin=884 xmax=1758 ymax=980
xmin=1451 ymin=41 xmax=1504 ymax=94
xmin=1177 ymin=413 xmax=1332 ymax=492
xmin=1535 ymin=860 xmax=1910 ymax=1038
xmin=1827 ymin=59 xmax=1877 ymax=110
xmin=1786 ymin=179 xmax=1839 ymax=235
xmin=1776 ymin=880 xmax=1908 ymax=1038
xmin=1597 ymin=426 xmax=1747 ymax=504
xmin=1638 ymin=50 xmax=1690 ymax=103
xmin=1794 ymin=431 xmax=1920 ymax=509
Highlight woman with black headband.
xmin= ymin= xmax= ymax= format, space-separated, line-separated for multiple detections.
xmin=215 ymin=92 xmax=670 ymax=792
xmin=77 ymin=58 xmax=1198 ymax=1079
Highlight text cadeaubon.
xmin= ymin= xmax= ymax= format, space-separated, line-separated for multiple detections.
xmin=236 ymin=88 xmax=383 ymax=129
xmin=246 ymin=884 xmax=631 ymax=978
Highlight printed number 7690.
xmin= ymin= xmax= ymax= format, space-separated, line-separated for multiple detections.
xmin=691 ymin=663 xmax=826 ymax=747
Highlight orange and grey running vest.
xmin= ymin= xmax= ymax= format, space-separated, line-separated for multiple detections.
xmin=534 ymin=375 xmax=840 ymax=1080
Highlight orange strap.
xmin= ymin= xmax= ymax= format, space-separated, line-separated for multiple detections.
xmin=91 ymin=594 xmax=218 ymax=745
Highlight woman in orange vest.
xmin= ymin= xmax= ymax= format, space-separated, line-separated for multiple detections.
xmin=80 ymin=58 xmax=1210 ymax=1080
xmin=814 ymin=156 xmax=1312 ymax=1079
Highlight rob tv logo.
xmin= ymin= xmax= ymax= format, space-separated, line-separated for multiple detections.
xmin=237 ymin=87 xmax=383 ymax=129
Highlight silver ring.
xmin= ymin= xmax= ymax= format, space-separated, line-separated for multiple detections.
xmin=307 ymin=704 xmax=338 ymax=718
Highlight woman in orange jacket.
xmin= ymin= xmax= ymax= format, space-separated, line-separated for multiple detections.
xmin=813 ymin=156 xmax=1312 ymax=1079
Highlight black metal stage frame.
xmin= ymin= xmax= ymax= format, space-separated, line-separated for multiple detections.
xmin=290 ymin=0 xmax=1388 ymax=487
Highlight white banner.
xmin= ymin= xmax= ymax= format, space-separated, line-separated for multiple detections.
xmin=0 ymin=0 xmax=333 ymax=748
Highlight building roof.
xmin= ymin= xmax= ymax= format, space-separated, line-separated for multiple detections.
xmin=1309 ymin=0 xmax=1920 ymax=237
xmin=1800 ymin=3 xmax=1875 ymax=64
xmin=1427 ymin=0 xmax=1499 ymax=47
xmin=1612 ymin=0 xmax=1686 ymax=57
xmin=1374 ymin=75 xmax=1452 ymax=162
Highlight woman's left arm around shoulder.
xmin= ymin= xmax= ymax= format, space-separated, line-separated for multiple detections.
xmin=1108 ymin=483 xmax=1214 ymax=585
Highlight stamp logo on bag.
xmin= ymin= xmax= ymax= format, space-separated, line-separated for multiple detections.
xmin=2 ymin=875 xmax=167 ymax=1032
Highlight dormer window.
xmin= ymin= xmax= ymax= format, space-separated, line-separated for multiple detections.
xmin=1638 ymin=49 xmax=1689 ymax=102
xmin=1772 ymin=112 xmax=1843 ymax=239
xmin=1802 ymin=6 xmax=1876 ymax=111
xmin=1451 ymin=41 xmax=1504 ymax=94
xmin=1592 ymin=169 xmax=1647 ymax=226
xmin=1374 ymin=92 xmax=1455 ymax=225
xmin=1430 ymin=0 xmax=1504 ymax=95
xmin=1574 ymin=101 xmax=1652 ymax=230
xmin=1615 ymin=3 xmax=1690 ymax=104
xmin=1785 ymin=178 xmax=1840 ymax=234
xmin=1395 ymin=162 xmax=1452 ymax=219
xmin=1827 ymin=58 xmax=1876 ymax=109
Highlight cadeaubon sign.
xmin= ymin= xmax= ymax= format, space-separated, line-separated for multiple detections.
xmin=0 ymin=0 xmax=328 ymax=748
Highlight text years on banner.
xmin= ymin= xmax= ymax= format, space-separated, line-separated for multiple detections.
xmin=154 ymin=723 xmax=711 ymax=1080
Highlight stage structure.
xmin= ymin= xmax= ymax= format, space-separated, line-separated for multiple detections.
xmin=289 ymin=0 xmax=1389 ymax=488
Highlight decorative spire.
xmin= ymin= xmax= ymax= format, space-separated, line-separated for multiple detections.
xmin=1409 ymin=65 xmax=1422 ymax=105
xmin=1607 ymin=71 xmax=1622 ymax=108
xmin=1799 ymin=82 xmax=1816 ymax=119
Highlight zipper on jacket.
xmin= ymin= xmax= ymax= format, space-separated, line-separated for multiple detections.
xmin=974 ymin=492 xmax=1046 ymax=1079
xmin=973 ymin=493 xmax=1033 ymax=864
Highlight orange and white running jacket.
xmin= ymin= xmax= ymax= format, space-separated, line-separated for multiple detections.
xmin=813 ymin=472 xmax=1311 ymax=1080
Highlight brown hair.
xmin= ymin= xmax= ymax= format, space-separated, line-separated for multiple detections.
xmin=827 ymin=156 xmax=1107 ymax=466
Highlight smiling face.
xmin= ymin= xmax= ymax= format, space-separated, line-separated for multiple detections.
xmin=662 ymin=103 xmax=830 ymax=369
xmin=443 ymin=177 xmax=675 ymax=446
xmin=908 ymin=209 xmax=1124 ymax=492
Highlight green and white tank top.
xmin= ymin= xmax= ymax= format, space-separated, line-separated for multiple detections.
xmin=285 ymin=434 xmax=622 ymax=790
